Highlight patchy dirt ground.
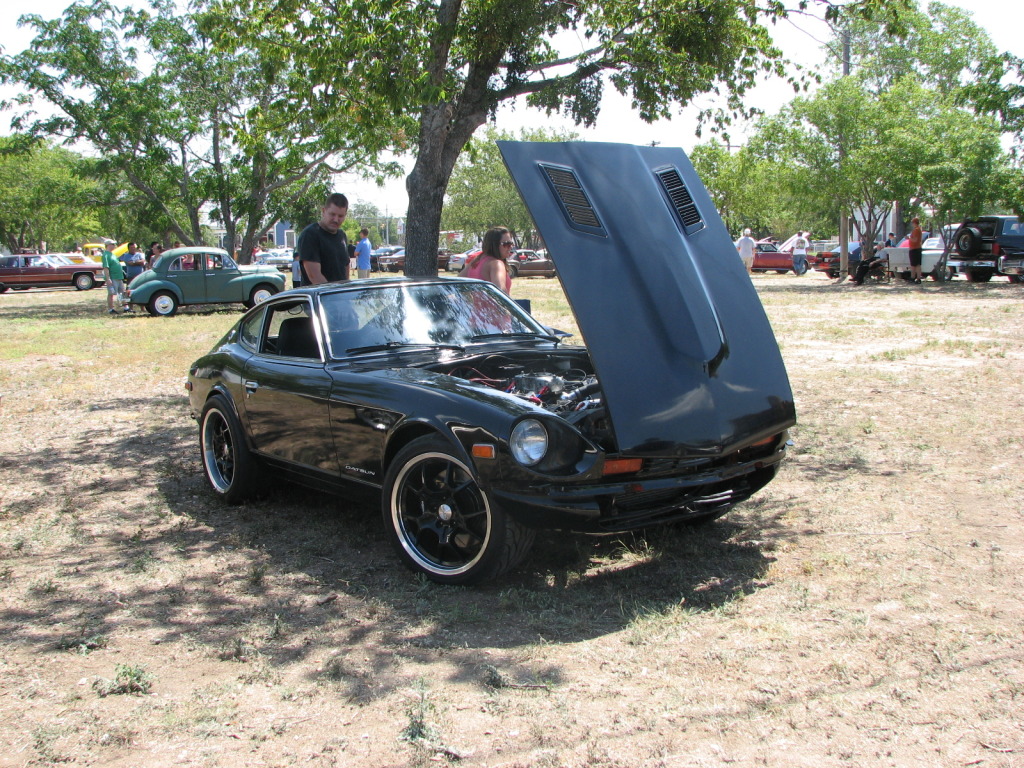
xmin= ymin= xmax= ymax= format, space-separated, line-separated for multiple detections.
xmin=1 ymin=274 xmax=1022 ymax=767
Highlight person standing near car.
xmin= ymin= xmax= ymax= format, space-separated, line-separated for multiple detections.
xmin=461 ymin=226 xmax=512 ymax=294
xmin=792 ymin=231 xmax=809 ymax=274
xmin=100 ymin=239 xmax=126 ymax=314
xmin=120 ymin=242 xmax=146 ymax=282
xmin=355 ymin=228 xmax=372 ymax=279
xmin=735 ymin=228 xmax=756 ymax=274
xmin=298 ymin=193 xmax=350 ymax=285
xmin=908 ymin=217 xmax=924 ymax=283
xmin=291 ymin=250 xmax=302 ymax=289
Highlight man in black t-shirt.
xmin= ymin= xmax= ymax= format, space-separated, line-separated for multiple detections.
xmin=298 ymin=193 xmax=350 ymax=284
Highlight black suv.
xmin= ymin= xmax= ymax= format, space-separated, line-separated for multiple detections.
xmin=951 ymin=215 xmax=1024 ymax=283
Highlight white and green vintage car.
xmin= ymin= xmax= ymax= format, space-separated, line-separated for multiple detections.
xmin=129 ymin=247 xmax=286 ymax=317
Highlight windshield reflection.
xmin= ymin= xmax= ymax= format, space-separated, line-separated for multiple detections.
xmin=320 ymin=282 xmax=541 ymax=357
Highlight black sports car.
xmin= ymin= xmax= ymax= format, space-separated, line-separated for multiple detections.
xmin=187 ymin=141 xmax=796 ymax=584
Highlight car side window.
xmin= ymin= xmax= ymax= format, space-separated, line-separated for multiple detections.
xmin=262 ymin=301 xmax=320 ymax=359
xmin=238 ymin=308 xmax=264 ymax=351
xmin=206 ymin=253 xmax=225 ymax=270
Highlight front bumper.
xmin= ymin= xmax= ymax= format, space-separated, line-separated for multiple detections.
xmin=491 ymin=442 xmax=787 ymax=532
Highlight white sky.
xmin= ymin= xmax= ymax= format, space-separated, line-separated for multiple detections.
xmin=2 ymin=0 xmax=1021 ymax=215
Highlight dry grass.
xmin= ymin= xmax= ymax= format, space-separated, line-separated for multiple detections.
xmin=1 ymin=273 xmax=1023 ymax=767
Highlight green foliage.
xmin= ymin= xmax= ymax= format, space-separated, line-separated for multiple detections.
xmin=0 ymin=137 xmax=98 ymax=252
xmin=442 ymin=126 xmax=577 ymax=246
xmin=0 ymin=0 xmax=400 ymax=258
xmin=93 ymin=664 xmax=153 ymax=696
xmin=210 ymin=0 xmax=913 ymax=275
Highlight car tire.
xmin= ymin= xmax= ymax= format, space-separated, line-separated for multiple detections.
xmin=0 ymin=283 xmax=7 ymax=294
xmin=199 ymin=395 xmax=262 ymax=503
xmin=964 ymin=267 xmax=993 ymax=283
xmin=955 ymin=227 xmax=981 ymax=258
xmin=507 ymin=263 xmax=519 ymax=278
xmin=147 ymin=291 xmax=179 ymax=317
xmin=1007 ymin=275 xmax=1022 ymax=284
xmin=245 ymin=283 xmax=278 ymax=308
xmin=382 ymin=435 xmax=535 ymax=585
xmin=74 ymin=273 xmax=95 ymax=291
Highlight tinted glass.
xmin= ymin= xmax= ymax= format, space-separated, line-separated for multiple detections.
xmin=239 ymin=308 xmax=265 ymax=351
xmin=1001 ymin=219 xmax=1024 ymax=236
xmin=320 ymin=282 xmax=542 ymax=357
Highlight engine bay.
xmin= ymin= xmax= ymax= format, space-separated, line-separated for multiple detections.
xmin=434 ymin=351 xmax=615 ymax=448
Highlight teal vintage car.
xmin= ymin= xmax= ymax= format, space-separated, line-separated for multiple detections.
xmin=129 ymin=247 xmax=286 ymax=317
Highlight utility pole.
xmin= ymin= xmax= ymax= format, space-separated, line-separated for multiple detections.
xmin=838 ymin=26 xmax=851 ymax=282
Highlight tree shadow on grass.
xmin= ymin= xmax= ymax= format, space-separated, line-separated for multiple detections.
xmin=0 ymin=395 xmax=785 ymax=705
xmin=0 ymin=298 xmax=246 ymax=323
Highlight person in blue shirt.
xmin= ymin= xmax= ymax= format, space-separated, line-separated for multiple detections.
xmin=355 ymin=228 xmax=372 ymax=279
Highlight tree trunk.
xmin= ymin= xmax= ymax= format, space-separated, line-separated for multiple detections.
xmin=403 ymin=98 xmax=488 ymax=276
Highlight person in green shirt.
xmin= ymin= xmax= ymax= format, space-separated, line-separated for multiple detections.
xmin=100 ymin=239 xmax=127 ymax=314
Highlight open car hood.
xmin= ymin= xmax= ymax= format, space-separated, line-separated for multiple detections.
xmin=498 ymin=140 xmax=795 ymax=457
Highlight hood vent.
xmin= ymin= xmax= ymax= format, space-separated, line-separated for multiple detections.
xmin=540 ymin=164 xmax=605 ymax=235
xmin=656 ymin=168 xmax=705 ymax=235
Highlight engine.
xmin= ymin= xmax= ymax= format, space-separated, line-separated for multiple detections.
xmin=441 ymin=354 xmax=613 ymax=447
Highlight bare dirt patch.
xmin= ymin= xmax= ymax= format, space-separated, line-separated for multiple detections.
xmin=1 ymin=275 xmax=1022 ymax=767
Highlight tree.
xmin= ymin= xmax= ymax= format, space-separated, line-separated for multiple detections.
xmin=442 ymin=126 xmax=577 ymax=247
xmin=211 ymin=0 xmax=915 ymax=275
xmin=0 ymin=137 xmax=98 ymax=252
xmin=835 ymin=1 xmax=999 ymax=98
xmin=0 ymin=0 xmax=401 ymax=259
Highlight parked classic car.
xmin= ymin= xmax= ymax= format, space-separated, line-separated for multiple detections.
xmin=129 ymin=247 xmax=286 ymax=316
xmin=187 ymin=141 xmax=796 ymax=584
xmin=0 ymin=253 xmax=106 ymax=292
xmin=255 ymin=249 xmax=294 ymax=271
xmin=751 ymin=242 xmax=803 ymax=274
xmin=508 ymin=249 xmax=556 ymax=278
xmin=447 ymin=248 xmax=481 ymax=272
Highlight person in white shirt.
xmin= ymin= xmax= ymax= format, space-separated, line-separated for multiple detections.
xmin=735 ymin=228 xmax=756 ymax=274
xmin=792 ymin=231 xmax=809 ymax=274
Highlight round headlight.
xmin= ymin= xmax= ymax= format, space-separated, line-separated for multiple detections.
xmin=510 ymin=419 xmax=548 ymax=466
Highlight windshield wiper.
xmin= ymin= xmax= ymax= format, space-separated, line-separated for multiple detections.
xmin=470 ymin=331 xmax=562 ymax=343
xmin=345 ymin=341 xmax=465 ymax=355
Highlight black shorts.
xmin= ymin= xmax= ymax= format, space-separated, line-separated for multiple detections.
xmin=909 ymin=248 xmax=923 ymax=267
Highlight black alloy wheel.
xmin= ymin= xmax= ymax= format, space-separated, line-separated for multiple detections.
xmin=382 ymin=435 xmax=535 ymax=585
xmin=199 ymin=395 xmax=261 ymax=503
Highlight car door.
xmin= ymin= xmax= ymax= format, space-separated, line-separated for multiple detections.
xmin=22 ymin=255 xmax=61 ymax=287
xmin=165 ymin=254 xmax=207 ymax=303
xmin=240 ymin=297 xmax=340 ymax=474
xmin=202 ymin=252 xmax=247 ymax=303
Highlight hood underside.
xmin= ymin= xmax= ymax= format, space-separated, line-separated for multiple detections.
xmin=498 ymin=140 xmax=795 ymax=457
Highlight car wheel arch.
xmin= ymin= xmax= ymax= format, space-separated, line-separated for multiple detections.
xmin=383 ymin=421 xmax=460 ymax=473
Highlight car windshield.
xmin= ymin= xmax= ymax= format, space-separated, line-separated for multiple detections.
xmin=320 ymin=282 xmax=547 ymax=358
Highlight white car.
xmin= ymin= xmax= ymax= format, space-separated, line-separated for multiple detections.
xmin=880 ymin=236 xmax=949 ymax=281
xmin=262 ymin=249 xmax=294 ymax=271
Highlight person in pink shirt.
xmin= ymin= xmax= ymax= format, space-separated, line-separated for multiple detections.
xmin=461 ymin=226 xmax=513 ymax=294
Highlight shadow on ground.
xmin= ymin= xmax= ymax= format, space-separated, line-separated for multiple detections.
xmin=0 ymin=395 xmax=784 ymax=702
